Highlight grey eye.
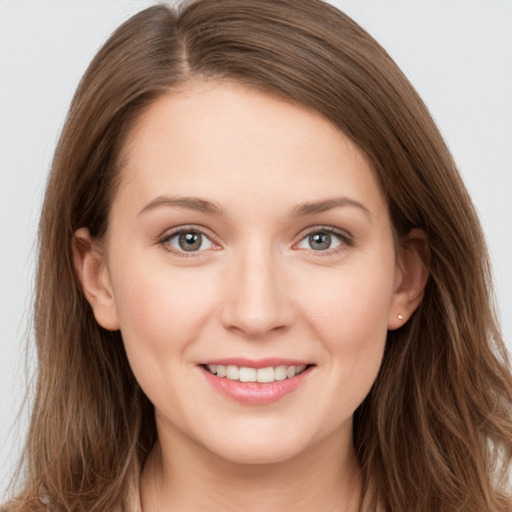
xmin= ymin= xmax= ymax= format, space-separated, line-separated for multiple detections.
xmin=169 ymin=231 xmax=214 ymax=252
xmin=297 ymin=230 xmax=342 ymax=251
xmin=309 ymin=232 xmax=331 ymax=250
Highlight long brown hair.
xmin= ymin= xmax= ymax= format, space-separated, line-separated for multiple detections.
xmin=6 ymin=1 xmax=512 ymax=510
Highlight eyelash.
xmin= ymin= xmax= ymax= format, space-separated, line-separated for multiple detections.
xmin=157 ymin=226 xmax=219 ymax=258
xmin=156 ymin=225 xmax=354 ymax=258
xmin=293 ymin=226 xmax=354 ymax=256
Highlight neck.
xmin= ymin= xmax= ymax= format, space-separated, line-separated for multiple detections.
xmin=140 ymin=423 xmax=362 ymax=512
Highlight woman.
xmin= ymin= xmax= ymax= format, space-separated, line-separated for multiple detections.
xmin=4 ymin=0 xmax=512 ymax=510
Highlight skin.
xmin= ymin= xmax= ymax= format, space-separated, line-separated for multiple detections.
xmin=74 ymin=81 xmax=428 ymax=511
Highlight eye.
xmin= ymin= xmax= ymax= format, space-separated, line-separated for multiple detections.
xmin=164 ymin=230 xmax=215 ymax=253
xmin=295 ymin=228 xmax=351 ymax=252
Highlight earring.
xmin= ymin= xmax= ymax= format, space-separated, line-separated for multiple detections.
xmin=397 ymin=314 xmax=404 ymax=320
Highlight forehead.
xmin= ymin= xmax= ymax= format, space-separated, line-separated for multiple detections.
xmin=115 ymin=81 xmax=387 ymax=219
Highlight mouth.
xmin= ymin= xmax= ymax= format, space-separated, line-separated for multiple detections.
xmin=198 ymin=360 xmax=315 ymax=404
xmin=202 ymin=363 xmax=310 ymax=383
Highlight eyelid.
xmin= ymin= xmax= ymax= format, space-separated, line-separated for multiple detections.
xmin=293 ymin=225 xmax=354 ymax=253
xmin=156 ymin=225 xmax=221 ymax=257
xmin=155 ymin=224 xmax=353 ymax=258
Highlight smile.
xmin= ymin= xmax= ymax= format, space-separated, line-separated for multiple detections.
xmin=205 ymin=364 xmax=308 ymax=383
xmin=199 ymin=359 xmax=315 ymax=405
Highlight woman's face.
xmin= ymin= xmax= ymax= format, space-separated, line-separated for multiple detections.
xmin=84 ymin=82 xmax=410 ymax=464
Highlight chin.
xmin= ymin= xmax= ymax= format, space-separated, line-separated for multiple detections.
xmin=211 ymin=442 xmax=305 ymax=466
xmin=198 ymin=425 xmax=314 ymax=466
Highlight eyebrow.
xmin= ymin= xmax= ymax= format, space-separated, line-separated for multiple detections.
xmin=138 ymin=196 xmax=223 ymax=216
xmin=138 ymin=194 xmax=371 ymax=220
xmin=291 ymin=197 xmax=372 ymax=219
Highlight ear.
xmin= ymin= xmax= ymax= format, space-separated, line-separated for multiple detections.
xmin=388 ymin=229 xmax=430 ymax=330
xmin=72 ymin=227 xmax=120 ymax=331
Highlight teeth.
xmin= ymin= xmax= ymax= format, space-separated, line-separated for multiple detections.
xmin=206 ymin=364 xmax=308 ymax=383
xmin=239 ymin=367 xmax=256 ymax=382
xmin=256 ymin=367 xmax=274 ymax=383
xmin=286 ymin=366 xmax=296 ymax=378
xmin=226 ymin=365 xmax=239 ymax=380
xmin=274 ymin=365 xmax=287 ymax=381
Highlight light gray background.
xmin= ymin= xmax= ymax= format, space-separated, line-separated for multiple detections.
xmin=1 ymin=0 xmax=511 ymax=499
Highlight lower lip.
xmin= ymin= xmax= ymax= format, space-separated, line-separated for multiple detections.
xmin=200 ymin=366 xmax=314 ymax=405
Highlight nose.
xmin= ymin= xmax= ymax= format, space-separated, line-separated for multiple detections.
xmin=220 ymin=245 xmax=294 ymax=338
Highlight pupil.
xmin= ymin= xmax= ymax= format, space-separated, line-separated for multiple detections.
xmin=179 ymin=232 xmax=202 ymax=251
xmin=310 ymin=232 xmax=331 ymax=250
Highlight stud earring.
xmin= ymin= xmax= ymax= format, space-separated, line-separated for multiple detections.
xmin=397 ymin=314 xmax=404 ymax=320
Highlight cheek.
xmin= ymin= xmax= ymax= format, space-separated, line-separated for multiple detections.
xmin=108 ymin=253 xmax=218 ymax=375
xmin=294 ymin=251 xmax=395 ymax=409
xmin=109 ymin=261 xmax=224 ymax=422
xmin=298 ymin=259 xmax=395 ymax=347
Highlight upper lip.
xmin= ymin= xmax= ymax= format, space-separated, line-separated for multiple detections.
xmin=198 ymin=358 xmax=314 ymax=369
